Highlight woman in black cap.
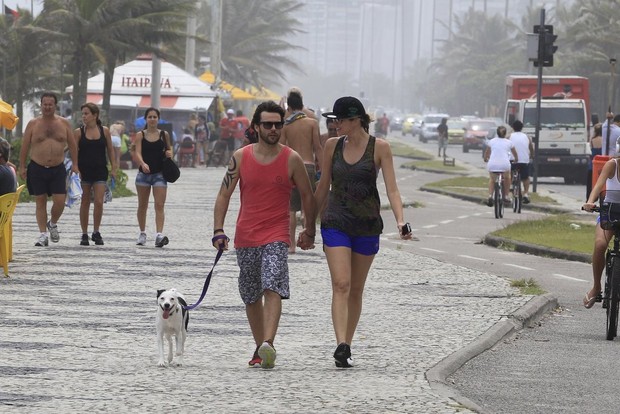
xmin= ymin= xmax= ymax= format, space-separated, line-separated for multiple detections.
xmin=313 ymin=96 xmax=413 ymax=368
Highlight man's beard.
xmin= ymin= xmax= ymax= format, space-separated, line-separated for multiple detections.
xmin=259 ymin=131 xmax=280 ymax=145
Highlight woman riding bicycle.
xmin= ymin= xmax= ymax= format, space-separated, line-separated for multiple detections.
xmin=582 ymin=155 xmax=620 ymax=308
xmin=483 ymin=125 xmax=518 ymax=207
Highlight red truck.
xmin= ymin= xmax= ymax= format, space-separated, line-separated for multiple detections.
xmin=504 ymin=75 xmax=590 ymax=184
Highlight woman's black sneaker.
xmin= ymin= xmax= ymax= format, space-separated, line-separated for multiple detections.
xmin=92 ymin=232 xmax=104 ymax=245
xmin=80 ymin=234 xmax=89 ymax=246
xmin=334 ymin=343 xmax=353 ymax=368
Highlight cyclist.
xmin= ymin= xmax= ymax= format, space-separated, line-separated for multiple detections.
xmin=509 ymin=120 xmax=534 ymax=204
xmin=483 ymin=125 xmax=518 ymax=207
xmin=582 ymin=155 xmax=620 ymax=308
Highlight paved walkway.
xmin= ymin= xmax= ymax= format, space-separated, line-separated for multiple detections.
xmin=1 ymin=166 xmax=533 ymax=413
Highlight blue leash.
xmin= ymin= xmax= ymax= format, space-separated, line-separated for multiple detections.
xmin=182 ymin=234 xmax=227 ymax=310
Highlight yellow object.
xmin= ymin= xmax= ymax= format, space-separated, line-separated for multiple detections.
xmin=0 ymin=188 xmax=20 ymax=276
xmin=8 ymin=184 xmax=25 ymax=262
xmin=248 ymin=86 xmax=281 ymax=102
xmin=0 ymin=99 xmax=19 ymax=130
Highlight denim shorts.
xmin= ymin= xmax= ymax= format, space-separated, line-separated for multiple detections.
xmin=81 ymin=179 xmax=107 ymax=186
xmin=321 ymin=228 xmax=380 ymax=256
xmin=135 ymin=171 xmax=167 ymax=187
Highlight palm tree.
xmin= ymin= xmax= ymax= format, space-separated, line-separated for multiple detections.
xmin=40 ymin=0 xmax=197 ymax=122
xmin=427 ymin=9 xmax=521 ymax=116
xmin=0 ymin=7 xmax=63 ymax=136
xmin=195 ymin=0 xmax=305 ymax=88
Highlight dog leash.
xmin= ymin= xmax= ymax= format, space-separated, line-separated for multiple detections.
xmin=182 ymin=234 xmax=228 ymax=310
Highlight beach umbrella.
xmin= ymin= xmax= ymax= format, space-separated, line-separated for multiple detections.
xmin=0 ymin=99 xmax=18 ymax=130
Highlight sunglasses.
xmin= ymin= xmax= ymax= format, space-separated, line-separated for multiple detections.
xmin=259 ymin=121 xmax=284 ymax=130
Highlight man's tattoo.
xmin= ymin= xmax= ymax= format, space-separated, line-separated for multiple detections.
xmin=222 ymin=157 xmax=238 ymax=189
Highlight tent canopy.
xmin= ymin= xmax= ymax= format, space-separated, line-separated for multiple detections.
xmin=249 ymin=86 xmax=281 ymax=102
xmin=0 ymin=99 xmax=18 ymax=130
xmin=199 ymin=71 xmax=255 ymax=101
xmin=67 ymin=56 xmax=216 ymax=111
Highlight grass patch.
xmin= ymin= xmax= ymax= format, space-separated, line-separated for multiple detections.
xmin=390 ymin=142 xmax=433 ymax=160
xmin=510 ymin=278 xmax=546 ymax=295
xmin=424 ymin=176 xmax=556 ymax=204
xmin=402 ymin=159 xmax=467 ymax=172
xmin=492 ymin=214 xmax=596 ymax=254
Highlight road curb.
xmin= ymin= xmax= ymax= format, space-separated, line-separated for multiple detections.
xmin=484 ymin=234 xmax=591 ymax=264
xmin=426 ymin=293 xmax=558 ymax=414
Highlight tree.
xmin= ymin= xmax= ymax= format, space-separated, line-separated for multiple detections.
xmin=426 ymin=9 xmax=522 ymax=116
xmin=195 ymin=0 xmax=305 ymax=88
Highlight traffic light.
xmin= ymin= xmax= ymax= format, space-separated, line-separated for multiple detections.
xmin=533 ymin=25 xmax=558 ymax=67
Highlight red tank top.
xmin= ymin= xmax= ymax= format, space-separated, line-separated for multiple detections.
xmin=235 ymin=144 xmax=293 ymax=248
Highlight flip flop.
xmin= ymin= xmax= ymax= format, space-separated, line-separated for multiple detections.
xmin=583 ymin=292 xmax=600 ymax=309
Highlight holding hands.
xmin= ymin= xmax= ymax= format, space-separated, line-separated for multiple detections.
xmin=296 ymin=228 xmax=315 ymax=250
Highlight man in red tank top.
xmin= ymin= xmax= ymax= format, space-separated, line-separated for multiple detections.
xmin=212 ymin=100 xmax=317 ymax=369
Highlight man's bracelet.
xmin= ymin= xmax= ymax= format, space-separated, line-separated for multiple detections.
xmin=213 ymin=228 xmax=224 ymax=235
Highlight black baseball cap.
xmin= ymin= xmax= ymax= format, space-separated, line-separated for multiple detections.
xmin=322 ymin=96 xmax=366 ymax=119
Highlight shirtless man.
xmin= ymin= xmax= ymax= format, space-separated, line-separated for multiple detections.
xmin=18 ymin=92 xmax=79 ymax=246
xmin=280 ymin=89 xmax=322 ymax=253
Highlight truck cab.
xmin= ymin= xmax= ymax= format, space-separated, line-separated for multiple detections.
xmin=505 ymin=98 xmax=589 ymax=184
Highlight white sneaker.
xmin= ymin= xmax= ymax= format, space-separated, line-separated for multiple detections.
xmin=35 ymin=234 xmax=49 ymax=247
xmin=47 ymin=221 xmax=59 ymax=243
xmin=136 ymin=232 xmax=147 ymax=246
xmin=155 ymin=234 xmax=169 ymax=248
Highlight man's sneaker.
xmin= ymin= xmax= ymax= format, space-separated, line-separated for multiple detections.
xmin=92 ymin=232 xmax=104 ymax=245
xmin=248 ymin=347 xmax=262 ymax=368
xmin=486 ymin=197 xmax=493 ymax=207
xmin=136 ymin=232 xmax=147 ymax=246
xmin=257 ymin=341 xmax=276 ymax=369
xmin=155 ymin=234 xmax=169 ymax=248
xmin=80 ymin=234 xmax=89 ymax=246
xmin=334 ymin=343 xmax=354 ymax=368
xmin=35 ymin=234 xmax=49 ymax=247
xmin=523 ymin=195 xmax=530 ymax=204
xmin=47 ymin=221 xmax=59 ymax=243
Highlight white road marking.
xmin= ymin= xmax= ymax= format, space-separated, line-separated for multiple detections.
xmin=440 ymin=220 xmax=454 ymax=224
xmin=553 ymin=273 xmax=587 ymax=282
xmin=422 ymin=224 xmax=438 ymax=229
xmin=457 ymin=215 xmax=469 ymax=219
xmin=459 ymin=255 xmax=489 ymax=261
xmin=421 ymin=247 xmax=444 ymax=253
xmin=504 ymin=263 xmax=535 ymax=270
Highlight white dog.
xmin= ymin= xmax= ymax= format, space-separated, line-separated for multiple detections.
xmin=156 ymin=288 xmax=189 ymax=367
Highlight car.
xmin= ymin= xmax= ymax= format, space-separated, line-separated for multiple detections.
xmin=401 ymin=114 xmax=422 ymax=136
xmin=462 ymin=119 xmax=497 ymax=153
xmin=419 ymin=113 xmax=449 ymax=143
xmin=390 ymin=113 xmax=404 ymax=131
xmin=447 ymin=118 xmax=468 ymax=144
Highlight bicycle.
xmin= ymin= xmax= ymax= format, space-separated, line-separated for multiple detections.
xmin=511 ymin=167 xmax=522 ymax=214
xmin=491 ymin=171 xmax=505 ymax=219
xmin=586 ymin=197 xmax=620 ymax=340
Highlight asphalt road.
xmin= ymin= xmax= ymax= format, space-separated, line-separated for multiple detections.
xmin=391 ymin=135 xmax=615 ymax=414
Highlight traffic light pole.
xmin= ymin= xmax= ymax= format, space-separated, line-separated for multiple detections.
xmin=532 ymin=9 xmax=545 ymax=193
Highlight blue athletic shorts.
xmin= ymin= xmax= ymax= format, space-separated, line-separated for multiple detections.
xmin=135 ymin=171 xmax=167 ymax=187
xmin=321 ymin=228 xmax=380 ymax=256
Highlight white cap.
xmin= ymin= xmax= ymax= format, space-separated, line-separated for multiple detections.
xmin=226 ymin=109 xmax=235 ymax=115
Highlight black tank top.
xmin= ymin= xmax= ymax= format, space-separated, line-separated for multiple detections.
xmin=139 ymin=130 xmax=166 ymax=174
xmin=321 ymin=135 xmax=383 ymax=236
xmin=78 ymin=125 xmax=109 ymax=181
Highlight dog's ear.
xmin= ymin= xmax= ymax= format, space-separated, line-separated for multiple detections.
xmin=157 ymin=289 xmax=165 ymax=299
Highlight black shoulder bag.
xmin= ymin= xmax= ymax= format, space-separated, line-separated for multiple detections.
xmin=160 ymin=130 xmax=180 ymax=183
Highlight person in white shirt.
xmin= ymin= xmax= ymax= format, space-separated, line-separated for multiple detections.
xmin=509 ymin=120 xmax=534 ymax=203
xmin=483 ymin=126 xmax=518 ymax=207
xmin=601 ymin=113 xmax=620 ymax=156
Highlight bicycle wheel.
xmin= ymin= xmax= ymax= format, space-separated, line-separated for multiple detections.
xmin=494 ymin=181 xmax=501 ymax=219
xmin=512 ymin=174 xmax=522 ymax=213
xmin=606 ymin=256 xmax=620 ymax=340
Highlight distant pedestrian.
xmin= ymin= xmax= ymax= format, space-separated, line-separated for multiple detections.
xmin=0 ymin=138 xmax=17 ymax=196
xmin=602 ymin=112 xmax=620 ymax=156
xmin=316 ymin=96 xmax=412 ymax=368
xmin=18 ymin=91 xmax=79 ymax=247
xmin=212 ymin=100 xmax=317 ymax=369
xmin=219 ymin=109 xmax=236 ymax=163
xmin=437 ymin=117 xmax=448 ymax=158
xmin=233 ymin=110 xmax=250 ymax=150
xmin=194 ymin=114 xmax=208 ymax=166
xmin=74 ymin=103 xmax=117 ymax=246
xmin=133 ymin=107 xmax=173 ymax=248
